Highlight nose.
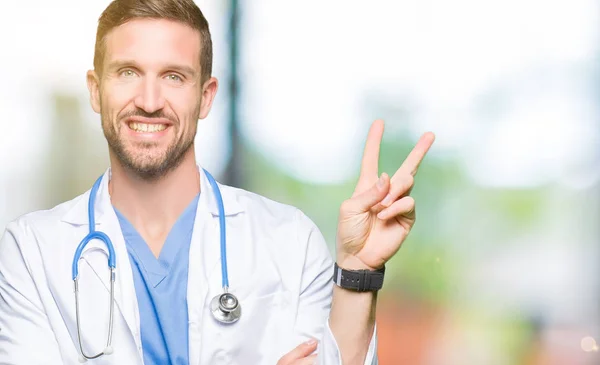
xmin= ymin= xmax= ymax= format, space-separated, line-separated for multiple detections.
xmin=133 ymin=76 xmax=165 ymax=113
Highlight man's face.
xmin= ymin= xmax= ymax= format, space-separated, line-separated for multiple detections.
xmin=87 ymin=18 xmax=217 ymax=180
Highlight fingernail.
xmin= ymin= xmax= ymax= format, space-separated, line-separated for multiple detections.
xmin=376 ymin=174 xmax=386 ymax=189
xmin=305 ymin=339 xmax=317 ymax=346
xmin=381 ymin=193 xmax=393 ymax=207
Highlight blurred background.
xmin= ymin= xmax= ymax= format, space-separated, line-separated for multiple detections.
xmin=1 ymin=0 xmax=599 ymax=363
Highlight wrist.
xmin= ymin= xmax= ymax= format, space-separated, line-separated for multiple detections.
xmin=336 ymin=254 xmax=378 ymax=271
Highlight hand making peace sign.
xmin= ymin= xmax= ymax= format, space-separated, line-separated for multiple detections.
xmin=336 ymin=119 xmax=435 ymax=270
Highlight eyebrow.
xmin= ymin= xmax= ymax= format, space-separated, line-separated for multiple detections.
xmin=106 ymin=59 xmax=198 ymax=78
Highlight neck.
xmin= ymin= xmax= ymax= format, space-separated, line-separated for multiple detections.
xmin=108 ymin=148 xmax=200 ymax=257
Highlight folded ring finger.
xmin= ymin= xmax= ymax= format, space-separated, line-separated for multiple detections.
xmin=377 ymin=196 xmax=415 ymax=220
xmin=380 ymin=174 xmax=413 ymax=207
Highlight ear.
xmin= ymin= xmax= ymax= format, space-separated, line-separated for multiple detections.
xmin=198 ymin=76 xmax=219 ymax=120
xmin=86 ymin=70 xmax=101 ymax=114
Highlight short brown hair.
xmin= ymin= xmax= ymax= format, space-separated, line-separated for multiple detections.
xmin=93 ymin=0 xmax=213 ymax=82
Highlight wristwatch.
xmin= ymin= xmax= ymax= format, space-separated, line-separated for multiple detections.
xmin=332 ymin=262 xmax=385 ymax=292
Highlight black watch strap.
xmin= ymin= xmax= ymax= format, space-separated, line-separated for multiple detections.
xmin=333 ymin=262 xmax=385 ymax=292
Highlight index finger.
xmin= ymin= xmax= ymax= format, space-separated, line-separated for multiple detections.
xmin=399 ymin=131 xmax=435 ymax=176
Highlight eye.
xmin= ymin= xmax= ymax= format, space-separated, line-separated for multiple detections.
xmin=166 ymin=74 xmax=183 ymax=82
xmin=120 ymin=69 xmax=136 ymax=77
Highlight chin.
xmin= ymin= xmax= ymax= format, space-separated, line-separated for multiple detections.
xmin=127 ymin=162 xmax=171 ymax=180
xmin=116 ymin=150 xmax=167 ymax=177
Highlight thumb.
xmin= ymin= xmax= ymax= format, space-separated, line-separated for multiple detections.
xmin=349 ymin=173 xmax=390 ymax=213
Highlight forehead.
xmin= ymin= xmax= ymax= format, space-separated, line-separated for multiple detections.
xmin=103 ymin=18 xmax=201 ymax=70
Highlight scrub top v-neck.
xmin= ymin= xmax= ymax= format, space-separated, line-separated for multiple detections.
xmin=113 ymin=193 xmax=200 ymax=365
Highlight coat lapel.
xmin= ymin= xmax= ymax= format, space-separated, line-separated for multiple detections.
xmin=97 ymin=206 xmax=142 ymax=353
xmin=186 ymin=195 xmax=216 ymax=365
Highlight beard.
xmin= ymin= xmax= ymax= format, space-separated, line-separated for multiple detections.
xmin=101 ymin=107 xmax=196 ymax=181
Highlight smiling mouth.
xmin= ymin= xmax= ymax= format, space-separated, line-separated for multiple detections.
xmin=128 ymin=122 xmax=168 ymax=133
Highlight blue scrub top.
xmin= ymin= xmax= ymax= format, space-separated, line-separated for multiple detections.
xmin=114 ymin=194 xmax=199 ymax=365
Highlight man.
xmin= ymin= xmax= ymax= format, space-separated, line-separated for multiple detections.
xmin=0 ymin=0 xmax=434 ymax=364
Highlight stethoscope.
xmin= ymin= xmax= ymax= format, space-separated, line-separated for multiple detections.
xmin=71 ymin=169 xmax=241 ymax=361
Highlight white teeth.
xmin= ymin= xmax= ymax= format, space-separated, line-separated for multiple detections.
xmin=128 ymin=122 xmax=167 ymax=133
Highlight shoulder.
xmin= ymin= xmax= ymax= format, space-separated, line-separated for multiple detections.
xmin=0 ymin=192 xmax=88 ymax=281
xmin=220 ymin=184 xmax=331 ymax=266
xmin=220 ymin=185 xmax=333 ymax=297
xmin=2 ymin=191 xmax=88 ymax=243
xmin=222 ymin=184 xmax=319 ymax=234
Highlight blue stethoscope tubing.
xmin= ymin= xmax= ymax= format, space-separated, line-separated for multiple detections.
xmin=71 ymin=168 xmax=237 ymax=361
xmin=204 ymin=169 xmax=229 ymax=289
xmin=72 ymin=173 xmax=116 ymax=362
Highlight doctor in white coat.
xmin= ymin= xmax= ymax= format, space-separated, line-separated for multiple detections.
xmin=0 ymin=0 xmax=435 ymax=364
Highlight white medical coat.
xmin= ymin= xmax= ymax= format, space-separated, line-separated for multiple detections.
xmin=0 ymin=166 xmax=377 ymax=364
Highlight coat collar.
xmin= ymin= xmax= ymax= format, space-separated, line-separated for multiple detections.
xmin=60 ymin=165 xmax=244 ymax=225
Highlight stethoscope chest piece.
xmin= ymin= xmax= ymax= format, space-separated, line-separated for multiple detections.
xmin=210 ymin=291 xmax=242 ymax=324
